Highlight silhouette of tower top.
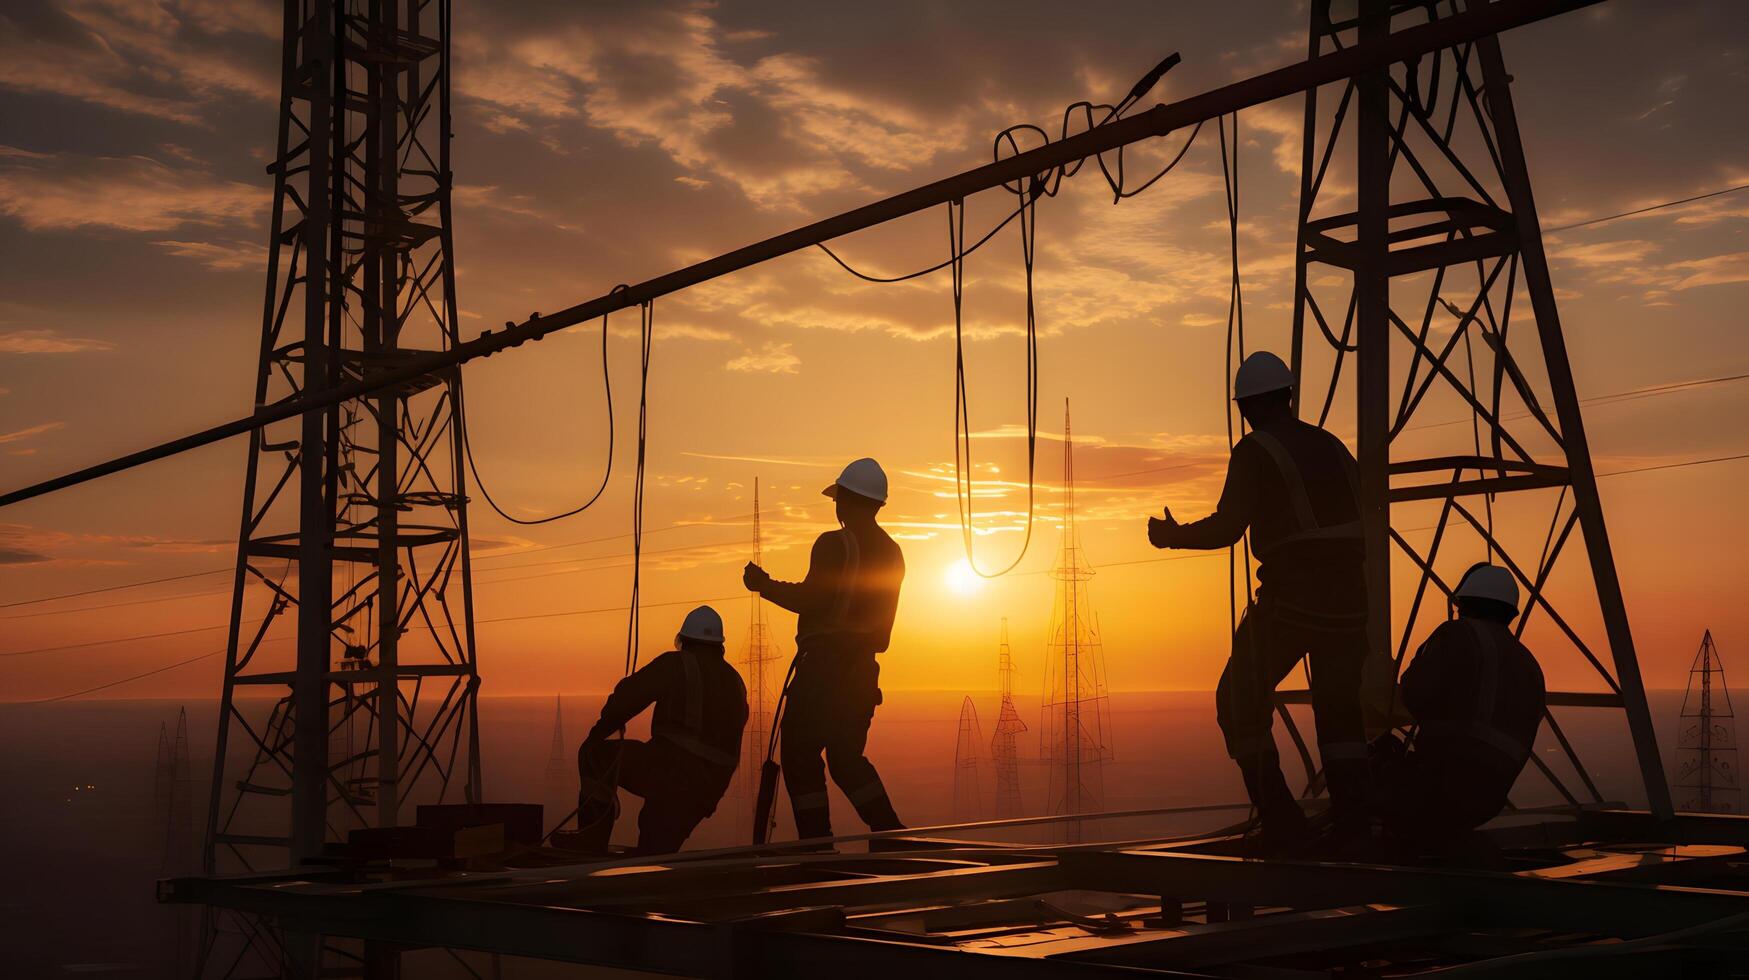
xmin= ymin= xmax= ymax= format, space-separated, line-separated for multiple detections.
xmin=1039 ymin=400 xmax=1114 ymax=840
xmin=737 ymin=477 xmax=782 ymax=838
xmin=545 ymin=695 xmax=568 ymax=778
xmin=953 ymin=696 xmax=986 ymax=821
xmin=991 ymin=618 xmax=1028 ymax=819
xmin=1676 ymin=630 xmax=1738 ymax=813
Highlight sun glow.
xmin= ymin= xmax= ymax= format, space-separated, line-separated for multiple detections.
xmin=944 ymin=558 xmax=985 ymax=596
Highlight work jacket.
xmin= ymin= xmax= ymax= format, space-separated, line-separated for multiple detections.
xmin=1402 ymin=617 xmax=1546 ymax=781
xmin=762 ymin=524 xmax=905 ymax=655
xmin=586 ymin=647 xmax=748 ymax=770
xmin=1158 ymin=417 xmax=1367 ymax=618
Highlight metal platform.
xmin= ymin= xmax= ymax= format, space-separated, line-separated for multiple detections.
xmin=164 ymin=807 xmax=1749 ymax=978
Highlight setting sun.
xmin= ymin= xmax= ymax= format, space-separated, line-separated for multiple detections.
xmin=944 ymin=558 xmax=986 ymax=596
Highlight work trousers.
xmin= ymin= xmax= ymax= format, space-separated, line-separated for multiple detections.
xmin=1217 ymin=601 xmax=1370 ymax=823
xmin=781 ymin=647 xmax=901 ymax=838
xmin=1376 ymin=737 xmax=1517 ymax=848
xmin=576 ymin=737 xmax=730 ymax=855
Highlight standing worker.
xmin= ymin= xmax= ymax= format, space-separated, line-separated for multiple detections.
xmin=1380 ymin=563 xmax=1545 ymax=855
xmin=744 ymin=458 xmax=906 ymax=840
xmin=1146 ymin=351 xmax=1371 ymax=853
xmin=575 ymin=605 xmax=748 ymax=856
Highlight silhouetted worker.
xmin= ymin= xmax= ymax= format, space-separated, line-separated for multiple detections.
xmin=1381 ymin=563 xmax=1545 ymax=853
xmin=1147 ymin=351 xmax=1371 ymax=852
xmin=575 ymin=605 xmax=748 ymax=855
xmin=744 ymin=457 xmax=906 ymax=840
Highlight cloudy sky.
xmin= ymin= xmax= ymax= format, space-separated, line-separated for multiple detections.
xmin=1 ymin=0 xmax=1746 ymax=705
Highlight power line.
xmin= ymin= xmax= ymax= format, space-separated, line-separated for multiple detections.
xmin=1544 ymin=182 xmax=1749 ymax=233
xmin=0 ymin=512 xmax=756 ymax=611
xmin=21 ymin=649 xmax=225 ymax=704
xmin=1599 ymin=451 xmax=1749 ymax=479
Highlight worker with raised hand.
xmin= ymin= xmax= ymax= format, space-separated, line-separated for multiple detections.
xmin=1146 ymin=351 xmax=1371 ymax=853
xmin=575 ymin=605 xmax=748 ymax=856
xmin=1381 ymin=563 xmax=1545 ymax=856
xmin=744 ymin=457 xmax=907 ymax=841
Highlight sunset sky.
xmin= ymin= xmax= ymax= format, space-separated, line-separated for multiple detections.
xmin=2 ymin=0 xmax=1746 ymax=705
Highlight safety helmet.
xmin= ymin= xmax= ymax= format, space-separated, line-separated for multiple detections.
xmin=822 ymin=457 xmax=888 ymax=504
xmin=675 ymin=605 xmax=725 ymax=646
xmin=1454 ymin=563 xmax=1519 ymax=613
xmin=1233 ymin=351 xmax=1295 ymax=401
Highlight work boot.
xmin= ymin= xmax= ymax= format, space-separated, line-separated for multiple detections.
xmin=792 ymin=801 xmax=833 ymax=841
xmin=1238 ymin=758 xmax=1308 ymax=857
xmin=569 ymin=794 xmax=617 ymax=856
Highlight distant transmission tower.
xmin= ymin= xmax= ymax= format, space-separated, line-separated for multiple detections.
xmin=738 ymin=478 xmax=782 ymax=837
xmin=990 ymin=618 xmax=1027 ymax=818
xmin=953 ymin=696 xmax=987 ymax=821
xmin=544 ymin=695 xmax=575 ymax=831
xmin=1676 ymin=631 xmax=1737 ymax=813
xmin=1038 ymin=400 xmax=1114 ymax=840
xmin=157 ymin=707 xmax=198 ymax=977
xmin=201 ymin=1 xmax=480 ymax=973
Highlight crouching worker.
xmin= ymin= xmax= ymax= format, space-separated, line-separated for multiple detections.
xmin=1381 ymin=564 xmax=1545 ymax=856
xmin=575 ymin=605 xmax=748 ymax=856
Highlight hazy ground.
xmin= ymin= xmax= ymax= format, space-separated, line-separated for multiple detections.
xmin=0 ymin=689 xmax=1715 ymax=977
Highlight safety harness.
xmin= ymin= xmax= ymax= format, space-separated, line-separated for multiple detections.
xmin=1416 ymin=619 xmax=1534 ymax=764
xmin=651 ymin=650 xmax=740 ymax=769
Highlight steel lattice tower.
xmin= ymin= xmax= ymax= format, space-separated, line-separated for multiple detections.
xmin=990 ymin=618 xmax=1028 ymax=819
xmin=1039 ymin=401 xmax=1114 ymax=840
xmin=953 ymin=696 xmax=987 ymax=821
xmin=1676 ymin=631 xmax=1737 ymax=813
xmin=201 ymin=0 xmax=481 ymax=972
xmin=737 ymin=478 xmax=782 ymax=835
xmin=544 ymin=695 xmax=574 ymax=831
xmin=1290 ymin=0 xmax=1669 ymax=815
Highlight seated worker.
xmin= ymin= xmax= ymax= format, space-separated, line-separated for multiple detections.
xmin=1382 ymin=563 xmax=1546 ymax=853
xmin=575 ymin=606 xmax=748 ymax=856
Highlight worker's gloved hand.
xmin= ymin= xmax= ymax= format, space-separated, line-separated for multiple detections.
xmin=1147 ymin=506 xmax=1178 ymax=549
xmin=743 ymin=561 xmax=771 ymax=592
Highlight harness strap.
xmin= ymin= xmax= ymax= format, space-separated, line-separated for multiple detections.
xmin=1248 ymin=430 xmax=1363 ymax=557
xmin=652 ymin=725 xmax=738 ymax=768
xmin=678 ymin=650 xmax=705 ymax=733
xmin=1418 ymin=718 xmax=1530 ymax=763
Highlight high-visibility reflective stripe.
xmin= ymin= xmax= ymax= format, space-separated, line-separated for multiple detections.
xmin=1250 ymin=431 xmax=1318 ymax=530
xmin=678 ymin=651 xmax=704 ymax=733
xmin=1248 ymin=431 xmax=1363 ymax=557
xmin=844 ymin=779 xmax=889 ymax=806
xmin=652 ymin=725 xmax=737 ymax=768
xmin=1320 ymin=740 xmax=1369 ymax=761
xmin=1418 ymin=718 xmax=1531 ymax=761
xmin=792 ymin=791 xmax=830 ymax=810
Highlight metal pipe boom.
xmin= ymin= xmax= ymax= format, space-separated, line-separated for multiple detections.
xmin=0 ymin=0 xmax=1599 ymax=509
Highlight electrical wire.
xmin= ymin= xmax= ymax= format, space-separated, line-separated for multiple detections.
xmin=949 ymin=190 xmax=1040 ymax=579
xmin=459 ymin=291 xmax=622 ymax=525
xmin=624 ymin=300 xmax=654 ymax=676
xmin=1543 ymin=181 xmax=1749 ymax=234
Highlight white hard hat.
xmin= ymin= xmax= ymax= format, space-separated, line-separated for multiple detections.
xmin=1233 ymin=351 xmax=1295 ymax=401
xmin=823 ymin=457 xmax=888 ymax=504
xmin=1454 ymin=563 xmax=1519 ymax=612
xmin=676 ymin=605 xmax=725 ymax=645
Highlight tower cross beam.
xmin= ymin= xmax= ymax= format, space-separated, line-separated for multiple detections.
xmin=0 ymin=0 xmax=1603 ymax=509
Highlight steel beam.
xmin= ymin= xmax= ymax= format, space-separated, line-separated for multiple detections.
xmin=1058 ymin=850 xmax=1749 ymax=935
xmin=0 ymin=0 xmax=1603 ymax=508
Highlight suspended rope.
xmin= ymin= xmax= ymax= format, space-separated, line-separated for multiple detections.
xmin=815 ymin=54 xmax=1197 ymax=281
xmin=948 ymin=177 xmax=1040 ymax=577
xmin=458 ymin=285 xmax=627 ymax=525
xmin=1218 ymin=112 xmax=1256 ymax=632
xmin=624 ymin=299 xmax=654 ymax=677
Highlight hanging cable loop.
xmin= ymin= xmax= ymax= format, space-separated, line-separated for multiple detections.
xmin=459 ymin=284 xmax=629 ymax=525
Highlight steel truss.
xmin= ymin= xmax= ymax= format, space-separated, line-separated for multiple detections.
xmin=164 ymin=808 xmax=1749 ymax=978
xmin=199 ymin=0 xmax=480 ymax=974
xmin=1281 ymin=0 xmax=1671 ymax=817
